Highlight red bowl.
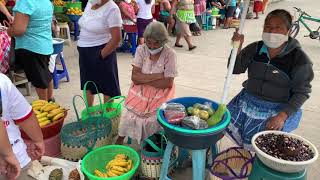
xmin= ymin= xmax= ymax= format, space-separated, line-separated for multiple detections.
xmin=21 ymin=112 xmax=67 ymax=140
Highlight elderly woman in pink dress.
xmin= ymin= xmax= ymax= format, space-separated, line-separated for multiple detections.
xmin=116 ymin=21 xmax=177 ymax=144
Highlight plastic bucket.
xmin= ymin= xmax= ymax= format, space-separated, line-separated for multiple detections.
xmin=81 ymin=145 xmax=140 ymax=180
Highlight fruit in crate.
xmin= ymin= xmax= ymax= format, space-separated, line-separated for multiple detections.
xmin=53 ymin=0 xmax=66 ymax=7
xmin=94 ymin=154 xmax=133 ymax=177
xmin=67 ymin=7 xmax=83 ymax=15
xmin=31 ymin=100 xmax=66 ymax=127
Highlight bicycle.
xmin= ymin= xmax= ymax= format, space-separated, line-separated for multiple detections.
xmin=290 ymin=7 xmax=320 ymax=40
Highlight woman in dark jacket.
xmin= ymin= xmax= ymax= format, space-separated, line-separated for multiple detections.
xmin=225 ymin=9 xmax=314 ymax=150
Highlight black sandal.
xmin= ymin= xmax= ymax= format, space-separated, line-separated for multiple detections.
xmin=189 ymin=46 xmax=197 ymax=51
xmin=175 ymin=43 xmax=183 ymax=48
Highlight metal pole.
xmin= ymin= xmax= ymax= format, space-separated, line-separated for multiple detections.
xmin=221 ymin=0 xmax=251 ymax=104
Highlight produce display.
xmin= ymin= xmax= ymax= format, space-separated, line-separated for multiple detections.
xmin=49 ymin=168 xmax=63 ymax=180
xmin=255 ymin=133 xmax=315 ymax=161
xmin=67 ymin=7 xmax=83 ymax=15
xmin=164 ymin=102 xmax=227 ymax=130
xmin=53 ymin=0 xmax=66 ymax=7
xmin=32 ymin=100 xmax=66 ymax=127
xmin=94 ymin=154 xmax=133 ymax=178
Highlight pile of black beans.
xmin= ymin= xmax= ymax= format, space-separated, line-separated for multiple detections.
xmin=255 ymin=133 xmax=314 ymax=162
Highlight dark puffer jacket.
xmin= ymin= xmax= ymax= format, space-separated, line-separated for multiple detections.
xmin=232 ymin=38 xmax=314 ymax=116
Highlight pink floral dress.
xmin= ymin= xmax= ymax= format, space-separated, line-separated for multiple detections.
xmin=118 ymin=44 xmax=178 ymax=144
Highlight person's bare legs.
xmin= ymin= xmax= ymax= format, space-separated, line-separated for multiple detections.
xmin=86 ymin=90 xmax=94 ymax=106
xmin=175 ymin=34 xmax=182 ymax=46
xmin=47 ymin=80 xmax=54 ymax=100
xmin=185 ymin=36 xmax=195 ymax=49
xmin=224 ymin=17 xmax=232 ymax=28
xmin=255 ymin=12 xmax=259 ymax=19
xmin=35 ymin=88 xmax=48 ymax=101
xmin=168 ymin=18 xmax=175 ymax=35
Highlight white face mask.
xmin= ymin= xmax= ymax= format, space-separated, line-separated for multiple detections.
xmin=262 ymin=32 xmax=288 ymax=49
xmin=89 ymin=0 xmax=102 ymax=5
xmin=124 ymin=0 xmax=132 ymax=3
xmin=147 ymin=46 xmax=163 ymax=55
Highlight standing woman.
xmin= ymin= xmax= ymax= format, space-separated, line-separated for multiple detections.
xmin=77 ymin=0 xmax=122 ymax=105
xmin=262 ymin=0 xmax=269 ymax=14
xmin=136 ymin=0 xmax=155 ymax=44
xmin=170 ymin=0 xmax=197 ymax=51
xmin=7 ymin=0 xmax=54 ymax=101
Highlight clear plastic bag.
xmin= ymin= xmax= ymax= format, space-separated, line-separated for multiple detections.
xmin=162 ymin=103 xmax=187 ymax=124
xmin=181 ymin=116 xmax=208 ymax=130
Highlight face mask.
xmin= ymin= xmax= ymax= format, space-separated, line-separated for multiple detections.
xmin=124 ymin=0 xmax=131 ymax=3
xmin=147 ymin=46 xmax=163 ymax=55
xmin=262 ymin=32 xmax=288 ymax=49
xmin=89 ymin=0 xmax=102 ymax=5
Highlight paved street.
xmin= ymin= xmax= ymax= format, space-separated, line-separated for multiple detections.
xmin=21 ymin=0 xmax=319 ymax=179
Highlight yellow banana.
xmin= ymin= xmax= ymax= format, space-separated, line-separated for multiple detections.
xmin=127 ymin=160 xmax=133 ymax=170
xmin=112 ymin=166 xmax=127 ymax=173
xmin=47 ymin=108 xmax=64 ymax=118
xmin=36 ymin=112 xmax=48 ymax=119
xmin=115 ymin=154 xmax=128 ymax=160
xmin=32 ymin=105 xmax=43 ymax=111
xmin=52 ymin=112 xmax=64 ymax=121
xmin=39 ymin=120 xmax=51 ymax=127
xmin=32 ymin=100 xmax=47 ymax=105
xmin=38 ymin=117 xmax=49 ymax=122
xmin=110 ymin=169 xmax=124 ymax=176
xmin=94 ymin=170 xmax=107 ymax=177
xmin=34 ymin=110 xmax=41 ymax=115
xmin=107 ymin=170 xmax=118 ymax=177
xmin=111 ymin=161 xmax=128 ymax=167
xmin=43 ymin=104 xmax=60 ymax=112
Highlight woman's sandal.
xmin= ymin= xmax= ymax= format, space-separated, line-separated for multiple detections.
xmin=175 ymin=43 xmax=183 ymax=48
xmin=189 ymin=46 xmax=197 ymax=51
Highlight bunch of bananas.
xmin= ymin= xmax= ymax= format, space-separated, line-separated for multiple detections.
xmin=66 ymin=7 xmax=83 ymax=15
xmin=32 ymin=100 xmax=65 ymax=127
xmin=94 ymin=154 xmax=133 ymax=178
xmin=53 ymin=0 xmax=66 ymax=7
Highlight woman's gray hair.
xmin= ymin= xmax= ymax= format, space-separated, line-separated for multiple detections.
xmin=143 ymin=21 xmax=169 ymax=45
xmin=265 ymin=9 xmax=293 ymax=30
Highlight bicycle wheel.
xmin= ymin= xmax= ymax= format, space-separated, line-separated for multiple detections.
xmin=290 ymin=21 xmax=300 ymax=38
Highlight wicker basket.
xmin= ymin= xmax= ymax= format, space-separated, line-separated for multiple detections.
xmin=209 ymin=147 xmax=254 ymax=180
xmin=60 ymin=95 xmax=112 ymax=161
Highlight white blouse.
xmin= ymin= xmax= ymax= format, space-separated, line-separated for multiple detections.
xmin=78 ymin=1 xmax=122 ymax=47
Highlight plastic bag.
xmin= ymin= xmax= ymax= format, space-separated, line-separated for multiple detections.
xmin=181 ymin=116 xmax=208 ymax=130
xmin=162 ymin=103 xmax=187 ymax=124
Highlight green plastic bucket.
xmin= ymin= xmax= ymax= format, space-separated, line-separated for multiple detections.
xmin=66 ymin=1 xmax=82 ymax=9
xmin=54 ymin=6 xmax=65 ymax=13
xmin=212 ymin=8 xmax=220 ymax=15
xmin=81 ymin=145 xmax=140 ymax=180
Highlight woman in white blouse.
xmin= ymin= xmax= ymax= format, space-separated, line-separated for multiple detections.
xmin=77 ymin=0 xmax=122 ymax=105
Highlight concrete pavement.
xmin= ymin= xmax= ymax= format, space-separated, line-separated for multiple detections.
xmin=23 ymin=0 xmax=319 ymax=179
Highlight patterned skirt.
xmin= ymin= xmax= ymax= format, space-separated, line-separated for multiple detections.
xmin=225 ymin=90 xmax=302 ymax=151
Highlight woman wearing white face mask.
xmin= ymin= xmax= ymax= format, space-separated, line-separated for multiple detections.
xmin=77 ymin=0 xmax=122 ymax=105
xmin=225 ymin=9 xmax=314 ymax=150
xmin=116 ymin=22 xmax=177 ymax=144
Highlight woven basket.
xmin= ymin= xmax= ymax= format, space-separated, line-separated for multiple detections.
xmin=140 ymin=132 xmax=178 ymax=178
xmin=209 ymin=147 xmax=254 ymax=180
xmin=60 ymin=94 xmax=112 ymax=161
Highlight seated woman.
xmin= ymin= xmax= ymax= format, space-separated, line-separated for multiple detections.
xmin=116 ymin=22 xmax=177 ymax=144
xmin=225 ymin=9 xmax=314 ymax=150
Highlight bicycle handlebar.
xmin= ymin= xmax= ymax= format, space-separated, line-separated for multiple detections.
xmin=293 ymin=7 xmax=311 ymax=17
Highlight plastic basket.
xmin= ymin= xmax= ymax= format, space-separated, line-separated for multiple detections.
xmin=252 ymin=131 xmax=319 ymax=173
xmin=66 ymin=1 xmax=82 ymax=9
xmin=68 ymin=14 xmax=81 ymax=22
xmin=211 ymin=8 xmax=220 ymax=15
xmin=21 ymin=111 xmax=67 ymax=140
xmin=157 ymin=97 xmax=231 ymax=149
xmin=81 ymin=145 xmax=140 ymax=180
xmin=54 ymin=6 xmax=66 ymax=13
